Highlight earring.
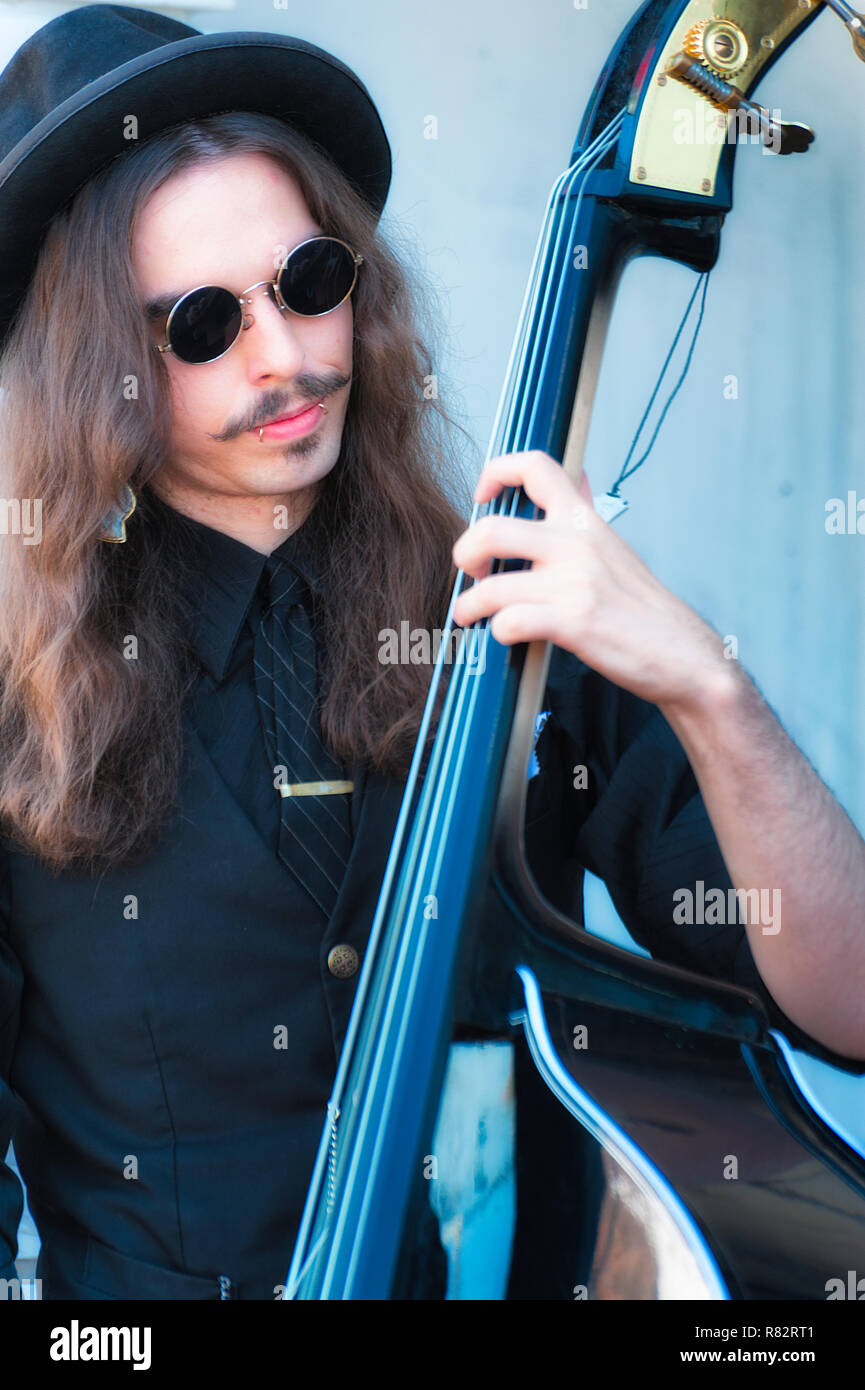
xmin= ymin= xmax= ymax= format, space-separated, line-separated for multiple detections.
xmin=99 ymin=483 xmax=137 ymax=544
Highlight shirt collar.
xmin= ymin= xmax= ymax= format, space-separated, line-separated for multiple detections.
xmin=146 ymin=490 xmax=324 ymax=684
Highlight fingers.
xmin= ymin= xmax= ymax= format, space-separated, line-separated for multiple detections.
xmin=474 ymin=450 xmax=589 ymax=521
xmin=488 ymin=602 xmax=556 ymax=646
xmin=453 ymin=513 xmax=552 ymax=576
xmin=452 ymin=565 xmax=554 ymax=627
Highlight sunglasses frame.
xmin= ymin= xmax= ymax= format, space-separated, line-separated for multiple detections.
xmin=153 ymin=235 xmax=364 ymax=365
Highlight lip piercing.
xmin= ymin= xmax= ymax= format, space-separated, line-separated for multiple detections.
xmin=257 ymin=400 xmax=328 ymax=442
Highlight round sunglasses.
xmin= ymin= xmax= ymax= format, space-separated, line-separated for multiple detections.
xmin=153 ymin=235 xmax=363 ymax=365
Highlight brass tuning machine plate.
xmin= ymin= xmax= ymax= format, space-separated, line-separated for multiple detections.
xmin=628 ymin=2 xmax=821 ymax=197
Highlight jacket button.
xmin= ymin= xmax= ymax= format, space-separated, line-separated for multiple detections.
xmin=327 ymin=944 xmax=359 ymax=979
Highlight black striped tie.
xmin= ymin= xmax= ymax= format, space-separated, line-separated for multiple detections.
xmin=252 ymin=553 xmax=353 ymax=919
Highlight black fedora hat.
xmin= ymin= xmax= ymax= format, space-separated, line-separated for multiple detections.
xmin=0 ymin=3 xmax=392 ymax=350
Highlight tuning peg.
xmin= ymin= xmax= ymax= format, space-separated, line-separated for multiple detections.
xmin=666 ymin=53 xmax=815 ymax=155
xmin=822 ymin=0 xmax=865 ymax=63
xmin=754 ymin=109 xmax=815 ymax=156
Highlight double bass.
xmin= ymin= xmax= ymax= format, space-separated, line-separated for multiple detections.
xmin=286 ymin=0 xmax=865 ymax=1300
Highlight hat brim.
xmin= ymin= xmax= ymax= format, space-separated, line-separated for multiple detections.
xmin=0 ymin=30 xmax=391 ymax=345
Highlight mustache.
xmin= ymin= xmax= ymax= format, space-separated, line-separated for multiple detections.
xmin=208 ymin=371 xmax=352 ymax=441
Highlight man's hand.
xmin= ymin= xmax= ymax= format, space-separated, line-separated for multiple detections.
xmin=452 ymin=450 xmax=865 ymax=1059
xmin=451 ymin=450 xmax=732 ymax=718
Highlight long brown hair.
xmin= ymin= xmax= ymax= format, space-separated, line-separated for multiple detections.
xmin=0 ymin=112 xmax=475 ymax=874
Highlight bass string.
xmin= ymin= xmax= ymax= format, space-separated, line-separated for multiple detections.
xmin=370 ymin=116 xmax=629 ymax=958
xmin=431 ymin=111 xmax=627 ymax=711
xmin=412 ymin=110 xmax=628 ymax=797
xmin=348 ymin=108 xmax=631 ymax=1092
xmin=346 ymin=125 xmax=625 ymax=994
xmin=482 ymin=114 xmax=625 ymax=476
xmin=330 ymin=115 xmax=632 ymax=1275
xmin=287 ymin=114 xmax=629 ymax=1287
xmin=326 ymin=112 xmax=631 ymax=1104
xmin=494 ymin=109 xmax=627 ymax=467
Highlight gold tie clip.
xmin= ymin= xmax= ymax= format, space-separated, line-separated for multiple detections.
xmin=279 ymin=780 xmax=354 ymax=798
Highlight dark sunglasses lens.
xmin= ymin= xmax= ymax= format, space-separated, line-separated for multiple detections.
xmin=278 ymin=240 xmax=356 ymax=315
xmin=169 ymin=287 xmax=242 ymax=364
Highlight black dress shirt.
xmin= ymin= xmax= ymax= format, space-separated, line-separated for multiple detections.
xmin=0 ymin=487 xmax=856 ymax=1302
xmin=144 ymin=486 xmax=862 ymax=1069
xmin=175 ymin=502 xmax=344 ymax=862
xmin=146 ymin=489 xmax=853 ymax=1059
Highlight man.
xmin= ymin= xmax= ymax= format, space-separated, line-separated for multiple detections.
xmin=0 ymin=4 xmax=862 ymax=1302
